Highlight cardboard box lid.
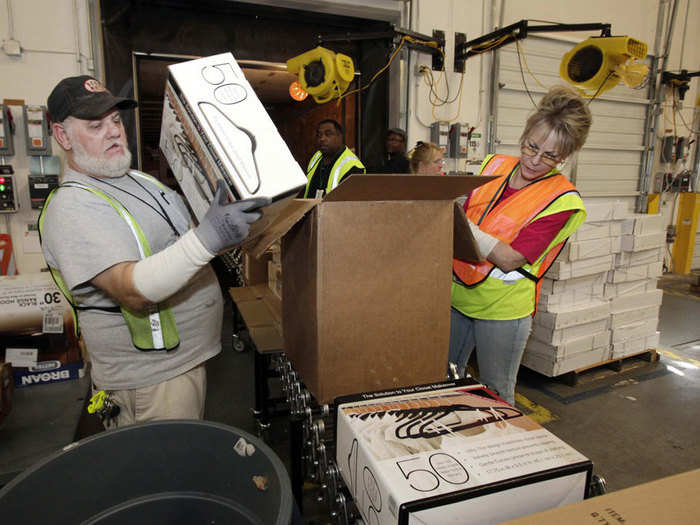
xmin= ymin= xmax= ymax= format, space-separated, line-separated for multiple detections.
xmin=504 ymin=468 xmax=700 ymax=524
xmin=245 ymin=174 xmax=493 ymax=260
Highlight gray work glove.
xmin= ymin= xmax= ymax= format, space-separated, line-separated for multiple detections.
xmin=194 ymin=180 xmax=270 ymax=254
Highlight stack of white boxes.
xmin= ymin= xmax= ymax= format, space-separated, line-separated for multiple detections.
xmin=522 ymin=202 xmax=664 ymax=377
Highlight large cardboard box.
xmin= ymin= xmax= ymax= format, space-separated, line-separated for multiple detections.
xmin=159 ymin=52 xmax=307 ymax=239
xmin=335 ymin=379 xmax=592 ymax=525
xmin=245 ymin=175 xmax=492 ymax=403
xmin=229 ymin=284 xmax=283 ymax=352
xmin=504 ymin=468 xmax=700 ymax=525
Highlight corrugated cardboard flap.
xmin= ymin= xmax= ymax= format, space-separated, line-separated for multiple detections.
xmin=323 ymin=174 xmax=497 ymax=202
xmin=454 ymin=201 xmax=483 ymax=261
xmin=244 ymin=199 xmax=320 ymax=258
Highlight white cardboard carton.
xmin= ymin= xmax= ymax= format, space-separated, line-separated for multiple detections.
xmin=620 ymin=214 xmax=664 ymax=236
xmin=546 ymin=255 xmax=614 ymax=280
xmin=607 ymin=262 xmax=663 ymax=283
xmin=604 ymin=278 xmax=658 ymax=299
xmin=615 ymin=246 xmax=664 ymax=267
xmin=159 ymin=52 xmax=307 ymax=238
xmin=534 ymin=300 xmax=609 ymax=330
xmin=611 ymin=332 xmax=659 ymax=358
xmin=610 ymin=305 xmax=661 ymax=329
xmin=531 ymin=318 xmax=609 ymax=345
xmin=527 ymin=331 xmax=610 ymax=359
xmin=620 ymin=232 xmax=665 ymax=252
xmin=334 ymin=379 xmax=591 ymax=525
xmin=561 ymin=237 xmax=618 ymax=262
xmin=610 ymin=289 xmax=663 ymax=313
xmin=612 ymin=318 xmax=659 ymax=343
xmin=521 ymin=345 xmax=610 ymax=376
xmin=570 ymin=220 xmax=622 ymax=242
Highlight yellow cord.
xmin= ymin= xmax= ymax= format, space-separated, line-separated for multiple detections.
xmin=515 ymin=39 xmax=548 ymax=90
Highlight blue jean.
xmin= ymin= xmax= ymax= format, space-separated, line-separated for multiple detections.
xmin=448 ymin=308 xmax=532 ymax=405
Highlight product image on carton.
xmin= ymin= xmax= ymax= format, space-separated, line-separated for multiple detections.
xmin=160 ymin=52 xmax=307 ymax=240
xmin=335 ymin=379 xmax=591 ymax=525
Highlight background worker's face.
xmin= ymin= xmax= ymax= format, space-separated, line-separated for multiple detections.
xmin=317 ymin=123 xmax=343 ymax=156
xmin=418 ymin=150 xmax=443 ymax=175
xmin=386 ymin=132 xmax=406 ymax=154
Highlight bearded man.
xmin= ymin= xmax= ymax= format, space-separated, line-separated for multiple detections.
xmin=40 ymin=76 xmax=267 ymax=428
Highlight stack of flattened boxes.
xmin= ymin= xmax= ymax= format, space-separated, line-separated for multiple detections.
xmin=522 ymin=202 xmax=664 ymax=377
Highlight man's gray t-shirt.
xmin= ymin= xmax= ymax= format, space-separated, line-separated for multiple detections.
xmin=41 ymin=168 xmax=223 ymax=390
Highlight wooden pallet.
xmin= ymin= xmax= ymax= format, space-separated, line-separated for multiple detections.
xmin=560 ymin=348 xmax=659 ymax=387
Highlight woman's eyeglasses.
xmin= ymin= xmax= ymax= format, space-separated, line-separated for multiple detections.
xmin=521 ymin=141 xmax=560 ymax=167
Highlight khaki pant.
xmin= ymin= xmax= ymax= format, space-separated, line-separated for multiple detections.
xmin=101 ymin=363 xmax=207 ymax=429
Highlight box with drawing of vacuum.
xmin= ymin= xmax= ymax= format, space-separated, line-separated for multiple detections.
xmin=334 ymin=379 xmax=592 ymax=525
xmin=159 ymin=52 xmax=307 ymax=241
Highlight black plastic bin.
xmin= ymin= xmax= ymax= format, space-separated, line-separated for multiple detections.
xmin=0 ymin=420 xmax=292 ymax=524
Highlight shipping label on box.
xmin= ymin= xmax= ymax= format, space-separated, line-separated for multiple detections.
xmin=335 ymin=380 xmax=591 ymax=525
xmin=159 ymin=53 xmax=307 ymax=240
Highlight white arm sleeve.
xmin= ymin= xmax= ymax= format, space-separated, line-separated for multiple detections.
xmin=132 ymin=230 xmax=215 ymax=303
xmin=468 ymin=219 xmax=499 ymax=259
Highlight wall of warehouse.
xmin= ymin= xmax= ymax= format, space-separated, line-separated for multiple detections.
xmin=0 ymin=0 xmax=698 ymax=275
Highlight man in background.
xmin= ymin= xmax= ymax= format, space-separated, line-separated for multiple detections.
xmin=378 ymin=128 xmax=410 ymax=174
xmin=304 ymin=119 xmax=365 ymax=197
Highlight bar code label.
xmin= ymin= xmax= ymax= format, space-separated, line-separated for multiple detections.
xmin=43 ymin=310 xmax=64 ymax=334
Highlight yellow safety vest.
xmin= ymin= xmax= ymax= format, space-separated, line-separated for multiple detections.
xmin=452 ymin=154 xmax=586 ymax=320
xmin=38 ymin=172 xmax=180 ymax=351
xmin=304 ymin=146 xmax=365 ymax=197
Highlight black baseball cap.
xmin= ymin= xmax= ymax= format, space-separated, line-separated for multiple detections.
xmin=387 ymin=127 xmax=407 ymax=140
xmin=47 ymin=75 xmax=137 ymax=123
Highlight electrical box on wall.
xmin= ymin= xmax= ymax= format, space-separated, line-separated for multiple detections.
xmin=429 ymin=121 xmax=450 ymax=155
xmin=23 ymin=105 xmax=52 ymax=156
xmin=0 ymin=105 xmax=15 ymax=157
xmin=28 ymin=175 xmax=59 ymax=209
xmin=0 ymin=166 xmax=18 ymax=213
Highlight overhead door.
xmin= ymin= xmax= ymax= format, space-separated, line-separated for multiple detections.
xmin=493 ymin=35 xmax=651 ymax=199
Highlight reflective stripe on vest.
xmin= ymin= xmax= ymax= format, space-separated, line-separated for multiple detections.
xmin=452 ymin=154 xmax=586 ymax=319
xmin=304 ymin=146 xmax=364 ymax=197
xmin=38 ymin=179 xmax=180 ymax=351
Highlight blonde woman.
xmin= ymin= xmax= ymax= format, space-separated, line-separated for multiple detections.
xmin=409 ymin=141 xmax=443 ymax=174
xmin=450 ymin=85 xmax=592 ymax=404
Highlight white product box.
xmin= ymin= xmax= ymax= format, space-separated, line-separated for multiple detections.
xmin=546 ymin=255 xmax=614 ymax=280
xmin=561 ymin=237 xmax=618 ymax=262
xmin=159 ymin=52 xmax=307 ymax=239
xmin=611 ymin=332 xmax=659 ymax=359
xmin=521 ymin=346 xmax=611 ymax=377
xmin=0 ymin=273 xmax=72 ymax=334
xmin=621 ymin=232 xmax=666 ymax=252
xmin=612 ymin=317 xmax=659 ymax=343
xmin=620 ymin=214 xmax=664 ymax=236
xmin=534 ymin=300 xmax=610 ymax=330
xmin=609 ymin=305 xmax=660 ymax=329
xmin=540 ymin=273 xmax=606 ymax=295
xmin=531 ymin=318 xmax=609 ymax=345
xmin=527 ymin=331 xmax=610 ymax=359
xmin=604 ymin=278 xmax=658 ymax=299
xmin=615 ymin=246 xmax=664 ymax=267
xmin=334 ymin=379 xmax=592 ymax=525
xmin=570 ymin=220 xmax=622 ymax=242
xmin=610 ymin=289 xmax=663 ymax=313
xmin=607 ymin=262 xmax=663 ymax=283
xmin=582 ymin=201 xmax=628 ymax=222
xmin=538 ymin=284 xmax=605 ymax=309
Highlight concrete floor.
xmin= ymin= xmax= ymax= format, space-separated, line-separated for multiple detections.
xmin=2 ymin=276 xmax=699 ymax=521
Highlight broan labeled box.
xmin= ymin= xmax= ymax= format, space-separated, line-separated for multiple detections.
xmin=246 ymin=175 xmax=492 ymax=403
xmin=159 ymin=52 xmax=307 ymax=239
xmin=334 ymin=379 xmax=592 ymax=525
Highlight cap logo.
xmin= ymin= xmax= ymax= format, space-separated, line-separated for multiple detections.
xmin=83 ymin=79 xmax=107 ymax=93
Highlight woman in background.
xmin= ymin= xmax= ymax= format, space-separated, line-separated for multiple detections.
xmin=409 ymin=141 xmax=443 ymax=175
xmin=450 ymin=85 xmax=592 ymax=405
